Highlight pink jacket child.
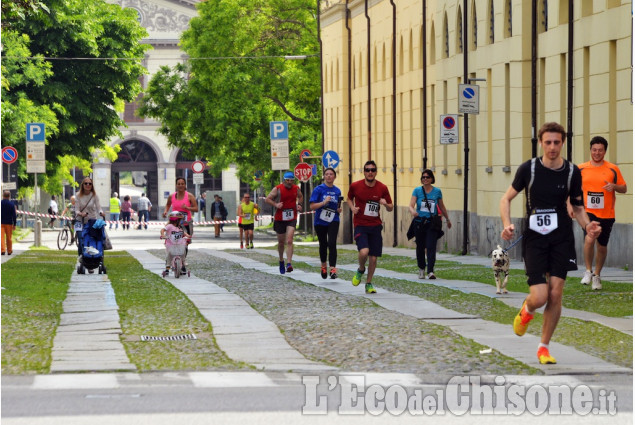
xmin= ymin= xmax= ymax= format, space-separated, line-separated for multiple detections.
xmin=160 ymin=214 xmax=191 ymax=270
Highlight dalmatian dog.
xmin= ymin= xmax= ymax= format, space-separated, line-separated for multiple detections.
xmin=490 ymin=245 xmax=510 ymax=294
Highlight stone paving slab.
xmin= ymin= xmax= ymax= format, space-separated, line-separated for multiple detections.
xmin=50 ymin=266 xmax=135 ymax=373
xmin=219 ymin=249 xmax=631 ymax=376
xmin=257 ymin=250 xmax=632 ymax=335
xmin=130 ymin=249 xmax=336 ymax=372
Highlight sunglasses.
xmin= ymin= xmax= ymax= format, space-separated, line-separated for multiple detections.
xmin=364 ymin=168 xmax=377 ymax=172
xmin=83 ymin=182 xmax=93 ymax=186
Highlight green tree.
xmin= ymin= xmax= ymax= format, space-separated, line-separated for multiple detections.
xmin=140 ymin=0 xmax=322 ymax=187
xmin=1 ymin=0 xmax=149 ymax=193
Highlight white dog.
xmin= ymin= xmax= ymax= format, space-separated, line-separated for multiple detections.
xmin=490 ymin=245 xmax=510 ymax=294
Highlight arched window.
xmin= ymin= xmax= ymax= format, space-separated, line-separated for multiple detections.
xmin=504 ymin=0 xmax=512 ymax=37
xmin=488 ymin=0 xmax=494 ymax=44
xmin=429 ymin=21 xmax=436 ymax=65
xmin=443 ymin=12 xmax=449 ymax=58
xmin=408 ymin=30 xmax=413 ymax=72
xmin=471 ymin=1 xmax=478 ymax=51
xmin=456 ymin=6 xmax=463 ymax=53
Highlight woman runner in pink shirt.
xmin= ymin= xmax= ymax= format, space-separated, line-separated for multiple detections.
xmin=163 ymin=177 xmax=198 ymax=239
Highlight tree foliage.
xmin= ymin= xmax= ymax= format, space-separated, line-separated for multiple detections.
xmin=1 ymin=0 xmax=149 ymax=194
xmin=139 ymin=0 xmax=322 ymax=187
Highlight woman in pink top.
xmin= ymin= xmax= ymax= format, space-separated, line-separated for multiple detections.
xmin=163 ymin=177 xmax=198 ymax=237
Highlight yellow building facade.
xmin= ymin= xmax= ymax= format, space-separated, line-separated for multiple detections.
xmin=320 ymin=0 xmax=632 ymax=268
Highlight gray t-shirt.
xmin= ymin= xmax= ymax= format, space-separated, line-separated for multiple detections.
xmin=138 ymin=196 xmax=152 ymax=211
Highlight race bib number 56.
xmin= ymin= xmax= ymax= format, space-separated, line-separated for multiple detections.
xmin=529 ymin=209 xmax=558 ymax=235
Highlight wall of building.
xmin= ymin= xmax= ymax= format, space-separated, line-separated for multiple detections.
xmin=321 ymin=0 xmax=632 ymax=267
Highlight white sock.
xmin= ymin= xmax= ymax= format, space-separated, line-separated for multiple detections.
xmin=525 ymin=304 xmax=535 ymax=315
xmin=538 ymin=343 xmax=549 ymax=350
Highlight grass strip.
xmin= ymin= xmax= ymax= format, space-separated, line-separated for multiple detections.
xmin=1 ymin=249 xmax=76 ymax=374
xmin=241 ymin=249 xmax=633 ymax=368
xmin=106 ymin=251 xmax=250 ymax=372
xmin=277 ymin=245 xmax=633 ymax=318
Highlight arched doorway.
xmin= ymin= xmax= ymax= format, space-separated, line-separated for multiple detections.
xmin=112 ymin=140 xmax=159 ymax=220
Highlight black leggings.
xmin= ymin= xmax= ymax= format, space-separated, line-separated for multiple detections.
xmin=415 ymin=221 xmax=439 ymax=273
xmin=315 ymin=221 xmax=339 ymax=266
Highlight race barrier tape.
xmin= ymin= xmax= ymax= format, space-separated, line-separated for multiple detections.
xmin=16 ymin=209 xmax=316 ymax=227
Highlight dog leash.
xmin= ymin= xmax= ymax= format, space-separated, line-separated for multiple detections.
xmin=502 ymin=235 xmax=523 ymax=253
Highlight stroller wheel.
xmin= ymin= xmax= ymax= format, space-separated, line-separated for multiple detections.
xmin=77 ymin=264 xmax=85 ymax=274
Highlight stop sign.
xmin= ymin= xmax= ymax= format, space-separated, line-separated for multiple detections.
xmin=294 ymin=162 xmax=312 ymax=182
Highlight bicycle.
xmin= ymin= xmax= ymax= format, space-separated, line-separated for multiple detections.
xmin=57 ymin=218 xmax=79 ymax=250
xmin=160 ymin=236 xmax=190 ymax=278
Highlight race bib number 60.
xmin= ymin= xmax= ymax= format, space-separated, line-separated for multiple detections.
xmin=529 ymin=209 xmax=558 ymax=235
xmin=586 ymin=191 xmax=604 ymax=210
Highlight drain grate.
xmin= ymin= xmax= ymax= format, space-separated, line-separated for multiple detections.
xmin=140 ymin=333 xmax=197 ymax=342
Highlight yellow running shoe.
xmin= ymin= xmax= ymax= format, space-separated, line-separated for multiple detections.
xmin=513 ymin=300 xmax=534 ymax=336
xmin=352 ymin=268 xmax=365 ymax=286
xmin=537 ymin=347 xmax=557 ymax=364
xmin=365 ymin=283 xmax=377 ymax=294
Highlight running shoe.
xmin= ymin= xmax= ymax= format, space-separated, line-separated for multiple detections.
xmin=279 ymin=261 xmax=285 ymax=274
xmin=330 ymin=267 xmax=338 ymax=279
xmin=537 ymin=347 xmax=557 ymax=364
xmin=591 ymin=274 xmax=602 ymax=291
xmin=365 ymin=283 xmax=377 ymax=294
xmin=580 ymin=270 xmax=592 ymax=285
xmin=513 ymin=300 xmax=534 ymax=336
xmin=352 ymin=268 xmax=365 ymax=286
xmin=427 ymin=272 xmax=436 ymax=279
xmin=286 ymin=263 xmax=293 ymax=272
xmin=321 ymin=266 xmax=327 ymax=279
xmin=240 ymin=243 xmax=244 ymax=249
xmin=249 ymin=242 xmax=254 ymax=249
xmin=418 ymin=269 xmax=425 ymax=279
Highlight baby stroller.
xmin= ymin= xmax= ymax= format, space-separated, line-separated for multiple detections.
xmin=77 ymin=219 xmax=107 ymax=274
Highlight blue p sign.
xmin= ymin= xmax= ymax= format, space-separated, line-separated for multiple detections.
xmin=26 ymin=123 xmax=46 ymax=142
xmin=269 ymin=121 xmax=288 ymax=140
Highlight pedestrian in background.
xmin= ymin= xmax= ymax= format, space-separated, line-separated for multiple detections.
xmin=408 ymin=169 xmax=451 ymax=279
xmin=219 ymin=196 xmax=228 ymax=232
xmin=500 ymin=122 xmax=601 ymax=365
xmin=109 ymin=192 xmax=121 ymax=230
xmin=137 ymin=193 xmax=152 ymax=230
xmin=1 ymin=190 xmax=17 ymax=255
xmin=198 ymin=192 xmax=206 ymax=220
xmin=266 ymin=171 xmax=303 ymax=274
xmin=48 ymin=195 xmax=58 ymax=229
xmin=576 ymin=136 xmax=627 ymax=290
xmin=347 ymin=160 xmax=393 ymax=294
xmin=75 ymin=177 xmax=104 ymax=256
xmin=309 ymin=167 xmax=342 ymax=279
xmin=210 ymin=194 xmax=226 ymax=238
xmin=120 ymin=195 xmax=133 ymax=230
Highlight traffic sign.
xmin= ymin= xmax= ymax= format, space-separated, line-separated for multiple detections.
xmin=269 ymin=121 xmax=289 ymax=140
xmin=254 ymin=170 xmax=263 ymax=181
xmin=26 ymin=142 xmax=45 ymax=160
xmin=458 ymin=84 xmax=480 ymax=114
xmin=192 ymin=172 xmax=204 ymax=184
xmin=191 ymin=160 xmax=205 ymax=173
xmin=2 ymin=147 xmax=18 ymax=164
xmin=300 ymin=149 xmax=311 ymax=161
xmin=440 ymin=114 xmax=459 ymax=144
xmin=294 ymin=162 xmax=312 ymax=182
xmin=26 ymin=123 xmax=46 ymax=141
xmin=322 ymin=150 xmax=340 ymax=169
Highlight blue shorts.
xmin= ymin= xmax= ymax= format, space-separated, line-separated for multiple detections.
xmin=354 ymin=225 xmax=383 ymax=257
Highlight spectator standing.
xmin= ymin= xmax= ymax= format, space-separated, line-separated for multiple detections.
xmin=408 ymin=169 xmax=451 ymax=279
xmin=265 ymin=171 xmax=303 ymax=274
xmin=347 ymin=160 xmax=393 ymax=294
xmin=576 ymin=136 xmax=627 ymax=290
xmin=120 ymin=195 xmax=134 ymax=230
xmin=500 ymin=122 xmax=601 ymax=365
xmin=137 ymin=193 xmax=152 ymax=230
xmin=210 ymin=194 xmax=227 ymax=238
xmin=198 ymin=192 xmax=207 ymax=220
xmin=1 ymin=190 xmax=17 ymax=255
xmin=109 ymin=192 xmax=121 ymax=230
xmin=48 ymin=195 xmax=59 ymax=228
xmin=309 ymin=167 xmax=342 ymax=279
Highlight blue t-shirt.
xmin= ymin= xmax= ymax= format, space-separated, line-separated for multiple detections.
xmin=412 ymin=186 xmax=443 ymax=218
xmin=310 ymin=183 xmax=342 ymax=226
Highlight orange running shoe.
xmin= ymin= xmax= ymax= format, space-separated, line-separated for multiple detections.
xmin=513 ymin=300 xmax=534 ymax=336
xmin=537 ymin=347 xmax=557 ymax=364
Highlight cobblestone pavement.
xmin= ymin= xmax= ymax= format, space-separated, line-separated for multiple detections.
xmin=183 ymin=250 xmax=539 ymax=376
